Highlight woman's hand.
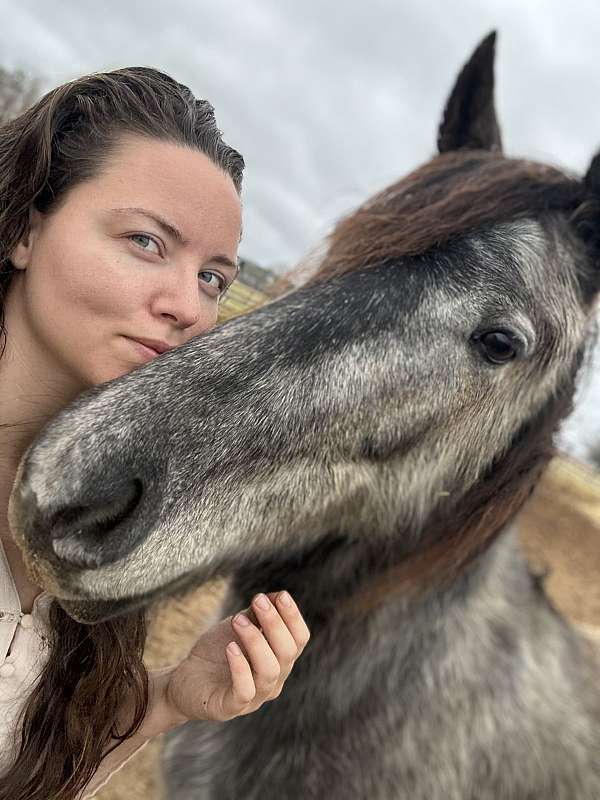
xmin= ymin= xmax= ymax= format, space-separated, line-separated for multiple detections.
xmin=147 ymin=590 xmax=310 ymax=733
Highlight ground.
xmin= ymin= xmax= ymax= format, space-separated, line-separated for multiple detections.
xmin=95 ymin=454 xmax=600 ymax=800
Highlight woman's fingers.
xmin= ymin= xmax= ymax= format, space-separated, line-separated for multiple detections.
xmin=169 ymin=593 xmax=310 ymax=723
xmin=232 ymin=611 xmax=282 ymax=697
xmin=269 ymin=591 xmax=311 ymax=653
xmin=228 ymin=592 xmax=310 ymax=704
xmin=250 ymin=592 xmax=308 ymax=683
xmin=223 ymin=641 xmax=257 ymax=713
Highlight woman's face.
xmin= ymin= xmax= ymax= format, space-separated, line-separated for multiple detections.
xmin=8 ymin=134 xmax=242 ymax=390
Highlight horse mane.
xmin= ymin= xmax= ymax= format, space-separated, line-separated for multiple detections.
xmin=311 ymin=150 xmax=597 ymax=284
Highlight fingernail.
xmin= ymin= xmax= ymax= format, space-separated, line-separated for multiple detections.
xmin=227 ymin=642 xmax=242 ymax=656
xmin=254 ymin=593 xmax=270 ymax=611
xmin=278 ymin=591 xmax=292 ymax=607
xmin=234 ymin=613 xmax=251 ymax=627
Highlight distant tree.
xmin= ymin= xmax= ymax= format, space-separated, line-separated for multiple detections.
xmin=0 ymin=65 xmax=40 ymax=124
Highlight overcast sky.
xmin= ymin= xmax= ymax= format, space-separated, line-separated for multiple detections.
xmin=0 ymin=0 xmax=598 ymax=463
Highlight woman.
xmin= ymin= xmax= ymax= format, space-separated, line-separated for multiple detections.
xmin=0 ymin=67 xmax=310 ymax=799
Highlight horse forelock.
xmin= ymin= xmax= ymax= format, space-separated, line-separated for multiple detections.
xmin=312 ymin=151 xmax=592 ymax=283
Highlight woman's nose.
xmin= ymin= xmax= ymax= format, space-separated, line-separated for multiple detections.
xmin=153 ymin=274 xmax=212 ymax=330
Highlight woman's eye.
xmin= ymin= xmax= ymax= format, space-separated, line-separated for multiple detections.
xmin=199 ymin=271 xmax=226 ymax=294
xmin=129 ymin=234 xmax=161 ymax=255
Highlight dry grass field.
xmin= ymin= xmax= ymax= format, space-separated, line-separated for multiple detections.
xmin=96 ymin=453 xmax=600 ymax=800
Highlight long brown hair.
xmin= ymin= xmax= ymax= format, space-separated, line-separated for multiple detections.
xmin=0 ymin=67 xmax=244 ymax=800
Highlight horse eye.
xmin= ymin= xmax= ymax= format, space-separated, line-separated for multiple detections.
xmin=472 ymin=330 xmax=520 ymax=365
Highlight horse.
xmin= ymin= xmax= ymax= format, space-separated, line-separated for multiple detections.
xmin=9 ymin=32 xmax=600 ymax=799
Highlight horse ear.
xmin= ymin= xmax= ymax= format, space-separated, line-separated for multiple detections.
xmin=437 ymin=31 xmax=503 ymax=154
xmin=580 ymin=151 xmax=600 ymax=268
xmin=584 ymin=151 xmax=600 ymax=195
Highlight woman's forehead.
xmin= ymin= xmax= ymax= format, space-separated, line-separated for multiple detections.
xmin=100 ymin=135 xmax=239 ymax=205
xmin=74 ymin=134 xmax=242 ymax=247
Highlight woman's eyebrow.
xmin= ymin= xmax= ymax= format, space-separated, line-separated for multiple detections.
xmin=210 ymin=254 xmax=240 ymax=273
xmin=106 ymin=207 xmax=189 ymax=245
xmin=106 ymin=207 xmax=239 ymax=274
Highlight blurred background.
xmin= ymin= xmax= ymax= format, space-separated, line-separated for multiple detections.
xmin=0 ymin=0 xmax=598 ymax=464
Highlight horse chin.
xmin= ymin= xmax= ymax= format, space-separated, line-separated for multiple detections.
xmin=52 ymin=560 xmax=218 ymax=624
xmin=54 ymin=569 xmax=198 ymax=623
xmin=57 ymin=595 xmax=140 ymax=624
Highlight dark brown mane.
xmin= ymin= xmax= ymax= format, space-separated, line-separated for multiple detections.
xmin=312 ymin=150 xmax=591 ymax=283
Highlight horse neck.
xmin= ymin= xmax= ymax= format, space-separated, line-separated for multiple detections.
xmin=228 ymin=513 xmax=539 ymax=650
xmin=226 ymin=519 xmax=547 ymax=733
xmin=223 ymin=436 xmax=569 ymax=741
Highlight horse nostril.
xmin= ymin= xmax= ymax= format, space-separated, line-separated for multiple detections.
xmin=49 ymin=479 xmax=143 ymax=569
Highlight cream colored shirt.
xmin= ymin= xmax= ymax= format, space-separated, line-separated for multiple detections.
xmin=0 ymin=538 xmax=52 ymax=777
xmin=0 ymin=540 xmax=148 ymax=798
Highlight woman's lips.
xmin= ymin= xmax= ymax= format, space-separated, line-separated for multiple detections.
xmin=124 ymin=336 xmax=161 ymax=363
